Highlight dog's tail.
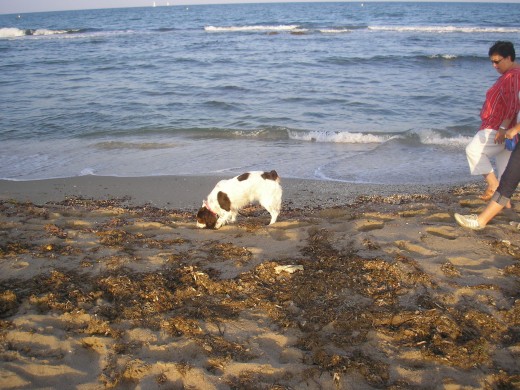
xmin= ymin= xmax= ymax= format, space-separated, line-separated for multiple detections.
xmin=262 ymin=170 xmax=280 ymax=183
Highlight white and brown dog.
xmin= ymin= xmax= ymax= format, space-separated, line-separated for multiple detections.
xmin=196 ymin=170 xmax=282 ymax=229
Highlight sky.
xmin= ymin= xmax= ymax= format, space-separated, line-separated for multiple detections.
xmin=1 ymin=0 xmax=518 ymax=15
xmin=5 ymin=0 xmax=305 ymax=15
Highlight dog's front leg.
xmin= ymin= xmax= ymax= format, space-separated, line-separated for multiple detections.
xmin=215 ymin=213 xmax=230 ymax=229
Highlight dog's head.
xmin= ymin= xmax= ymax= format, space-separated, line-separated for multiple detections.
xmin=196 ymin=201 xmax=218 ymax=229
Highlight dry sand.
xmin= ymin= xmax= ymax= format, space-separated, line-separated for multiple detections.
xmin=0 ymin=175 xmax=519 ymax=389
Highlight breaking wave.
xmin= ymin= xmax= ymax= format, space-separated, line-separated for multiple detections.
xmin=205 ymin=25 xmax=299 ymax=33
xmin=0 ymin=27 xmax=80 ymax=38
xmin=368 ymin=25 xmax=520 ymax=34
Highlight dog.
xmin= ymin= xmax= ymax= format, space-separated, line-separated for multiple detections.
xmin=196 ymin=170 xmax=282 ymax=229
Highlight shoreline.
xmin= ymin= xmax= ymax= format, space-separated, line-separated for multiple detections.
xmin=0 ymin=175 xmax=470 ymax=210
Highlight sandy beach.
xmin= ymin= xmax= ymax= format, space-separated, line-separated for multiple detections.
xmin=0 ymin=175 xmax=519 ymax=389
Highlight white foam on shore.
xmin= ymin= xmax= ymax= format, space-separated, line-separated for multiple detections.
xmin=368 ymin=26 xmax=520 ymax=34
xmin=0 ymin=131 xmax=472 ymax=185
xmin=205 ymin=25 xmax=299 ymax=32
xmin=287 ymin=130 xmax=393 ymax=143
xmin=0 ymin=27 xmax=71 ymax=38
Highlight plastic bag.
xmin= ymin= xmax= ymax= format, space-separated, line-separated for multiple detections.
xmin=505 ymin=134 xmax=519 ymax=151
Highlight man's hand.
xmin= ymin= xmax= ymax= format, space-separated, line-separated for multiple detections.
xmin=506 ymin=127 xmax=519 ymax=139
xmin=495 ymin=128 xmax=506 ymax=144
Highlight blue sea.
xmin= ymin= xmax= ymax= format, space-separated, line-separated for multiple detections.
xmin=1 ymin=2 xmax=520 ymax=184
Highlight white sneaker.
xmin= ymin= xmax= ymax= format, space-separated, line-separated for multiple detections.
xmin=454 ymin=213 xmax=483 ymax=230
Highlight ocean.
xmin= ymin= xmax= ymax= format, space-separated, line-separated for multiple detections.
xmin=1 ymin=2 xmax=520 ymax=184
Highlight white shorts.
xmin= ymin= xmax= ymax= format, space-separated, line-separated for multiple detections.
xmin=465 ymin=129 xmax=511 ymax=179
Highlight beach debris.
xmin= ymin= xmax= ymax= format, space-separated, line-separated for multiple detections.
xmin=1 ymin=189 xmax=520 ymax=389
xmin=44 ymin=223 xmax=67 ymax=238
xmin=274 ymin=264 xmax=304 ymax=274
xmin=0 ymin=290 xmax=18 ymax=317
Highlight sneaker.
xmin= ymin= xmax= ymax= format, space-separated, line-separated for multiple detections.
xmin=454 ymin=213 xmax=484 ymax=230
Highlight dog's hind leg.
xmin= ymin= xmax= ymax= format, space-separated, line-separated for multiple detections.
xmin=261 ymin=201 xmax=280 ymax=225
xmin=268 ymin=210 xmax=279 ymax=225
xmin=261 ymin=190 xmax=282 ymax=225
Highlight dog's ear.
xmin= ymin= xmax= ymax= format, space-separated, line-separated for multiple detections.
xmin=217 ymin=191 xmax=231 ymax=211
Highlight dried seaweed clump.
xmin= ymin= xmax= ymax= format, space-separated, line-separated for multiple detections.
xmin=0 ymin=290 xmax=18 ymax=317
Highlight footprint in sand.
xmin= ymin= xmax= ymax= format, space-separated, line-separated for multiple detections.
xmin=269 ymin=229 xmax=291 ymax=241
xmin=65 ymin=219 xmax=93 ymax=228
xmin=354 ymin=220 xmax=385 ymax=232
xmin=12 ymin=261 xmax=29 ymax=269
xmin=447 ymin=256 xmax=483 ymax=267
xmin=425 ymin=226 xmax=458 ymax=240
xmin=399 ymin=208 xmax=429 ymax=218
xmin=459 ymin=199 xmax=484 ymax=209
xmin=269 ymin=221 xmax=307 ymax=241
xmin=364 ymin=212 xmax=394 ymax=221
xmin=395 ymin=240 xmax=437 ymax=256
xmin=424 ymin=212 xmax=452 ymax=223
xmin=316 ymin=209 xmax=351 ymax=219
xmin=353 ymin=212 xmax=395 ymax=232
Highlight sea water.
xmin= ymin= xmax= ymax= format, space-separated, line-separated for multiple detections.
xmin=1 ymin=2 xmax=519 ymax=184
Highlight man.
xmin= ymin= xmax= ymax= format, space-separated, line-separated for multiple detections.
xmin=455 ymin=124 xmax=520 ymax=230
xmin=464 ymin=41 xmax=520 ymax=201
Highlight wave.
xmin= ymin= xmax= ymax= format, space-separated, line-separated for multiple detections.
xmin=3 ymin=24 xmax=300 ymax=39
xmin=178 ymin=126 xmax=471 ymax=148
xmin=205 ymin=25 xmax=300 ymax=33
xmin=203 ymin=23 xmax=520 ymax=36
xmin=287 ymin=130 xmax=393 ymax=143
xmin=318 ymin=28 xmax=352 ymax=34
xmin=292 ymin=129 xmax=472 ymax=148
xmin=368 ymin=25 xmax=520 ymax=34
xmin=325 ymin=53 xmax=485 ymax=66
xmin=204 ymin=24 xmax=367 ymax=34
xmin=4 ymin=23 xmax=513 ymax=41
xmin=425 ymin=54 xmax=458 ymax=60
xmin=286 ymin=129 xmax=471 ymax=147
xmin=0 ymin=27 xmax=81 ymax=38
xmin=414 ymin=130 xmax=471 ymax=148
xmin=0 ymin=27 xmax=143 ymax=40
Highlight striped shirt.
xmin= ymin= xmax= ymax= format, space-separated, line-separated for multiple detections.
xmin=480 ymin=67 xmax=520 ymax=130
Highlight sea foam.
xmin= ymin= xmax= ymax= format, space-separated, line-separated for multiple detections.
xmin=0 ymin=27 xmax=71 ymax=38
xmin=204 ymin=25 xmax=299 ymax=32
xmin=287 ymin=130 xmax=393 ymax=144
xmin=368 ymin=26 xmax=520 ymax=34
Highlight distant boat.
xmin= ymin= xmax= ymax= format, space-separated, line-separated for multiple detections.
xmin=153 ymin=1 xmax=156 ymax=7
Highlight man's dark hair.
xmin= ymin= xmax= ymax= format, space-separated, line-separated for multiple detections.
xmin=489 ymin=41 xmax=516 ymax=61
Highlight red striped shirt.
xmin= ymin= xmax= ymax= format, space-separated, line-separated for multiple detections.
xmin=480 ymin=67 xmax=520 ymax=130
